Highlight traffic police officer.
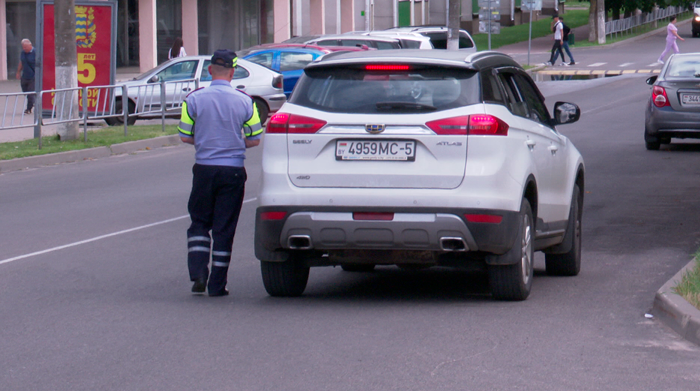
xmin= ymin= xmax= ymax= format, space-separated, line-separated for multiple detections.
xmin=178 ymin=49 xmax=263 ymax=296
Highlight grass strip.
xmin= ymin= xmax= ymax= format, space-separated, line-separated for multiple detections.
xmin=0 ymin=125 xmax=179 ymax=161
xmin=674 ymin=254 xmax=700 ymax=311
xmin=472 ymin=9 xmax=590 ymax=50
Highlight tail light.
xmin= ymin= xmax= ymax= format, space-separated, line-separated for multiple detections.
xmin=272 ymin=74 xmax=284 ymax=90
xmin=266 ymin=113 xmax=327 ymax=134
xmin=652 ymin=86 xmax=670 ymax=108
xmin=426 ymin=115 xmax=508 ymax=136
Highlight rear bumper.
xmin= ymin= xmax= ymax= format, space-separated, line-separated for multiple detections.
xmin=646 ymin=103 xmax=700 ymax=136
xmin=255 ymin=206 xmax=520 ymax=262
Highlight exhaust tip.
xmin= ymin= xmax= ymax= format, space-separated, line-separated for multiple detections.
xmin=440 ymin=237 xmax=467 ymax=252
xmin=288 ymin=235 xmax=312 ymax=250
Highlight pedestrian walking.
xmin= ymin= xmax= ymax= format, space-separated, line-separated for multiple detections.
xmin=168 ymin=37 xmax=186 ymax=60
xmin=559 ymin=16 xmax=575 ymax=65
xmin=178 ymin=49 xmax=263 ymax=297
xmin=658 ymin=16 xmax=684 ymax=64
xmin=15 ymin=38 xmax=35 ymax=114
xmin=544 ymin=15 xmax=566 ymax=66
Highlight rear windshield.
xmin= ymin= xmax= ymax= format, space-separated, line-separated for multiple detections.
xmin=666 ymin=58 xmax=700 ymax=78
xmin=290 ymin=66 xmax=480 ymax=114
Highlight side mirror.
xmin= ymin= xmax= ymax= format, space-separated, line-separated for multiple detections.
xmin=646 ymin=75 xmax=658 ymax=85
xmin=149 ymin=75 xmax=160 ymax=83
xmin=552 ymin=102 xmax=580 ymax=126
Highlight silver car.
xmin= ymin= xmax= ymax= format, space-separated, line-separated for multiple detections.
xmin=644 ymin=53 xmax=700 ymax=150
xmin=384 ymin=26 xmax=477 ymax=52
xmin=106 ymin=56 xmax=286 ymax=125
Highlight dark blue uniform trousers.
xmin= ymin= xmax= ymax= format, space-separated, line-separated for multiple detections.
xmin=187 ymin=164 xmax=247 ymax=294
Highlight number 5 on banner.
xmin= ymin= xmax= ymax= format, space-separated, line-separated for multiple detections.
xmin=78 ymin=53 xmax=96 ymax=84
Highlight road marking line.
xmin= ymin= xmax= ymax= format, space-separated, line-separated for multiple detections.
xmin=588 ymin=62 xmax=606 ymax=67
xmin=607 ymin=70 xmax=622 ymax=75
xmin=591 ymin=70 xmax=606 ymax=75
xmin=576 ymin=70 xmax=591 ymax=75
xmin=653 ymin=69 xmax=661 ymax=73
xmin=638 ymin=69 xmax=652 ymax=73
xmin=622 ymin=70 xmax=637 ymax=74
xmin=0 ymin=197 xmax=258 ymax=266
xmin=619 ymin=62 xmax=634 ymax=67
xmin=647 ymin=62 xmax=661 ymax=67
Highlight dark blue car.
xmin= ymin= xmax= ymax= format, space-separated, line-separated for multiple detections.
xmin=243 ymin=48 xmax=326 ymax=98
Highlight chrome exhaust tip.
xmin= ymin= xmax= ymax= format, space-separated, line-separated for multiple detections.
xmin=440 ymin=237 xmax=468 ymax=252
xmin=288 ymin=235 xmax=312 ymax=250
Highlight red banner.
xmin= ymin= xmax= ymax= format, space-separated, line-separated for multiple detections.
xmin=42 ymin=4 xmax=113 ymax=112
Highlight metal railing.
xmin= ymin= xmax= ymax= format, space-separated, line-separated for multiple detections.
xmin=1 ymin=78 xmax=199 ymax=149
xmin=605 ymin=6 xmax=689 ymax=39
xmin=0 ymin=91 xmax=38 ymax=130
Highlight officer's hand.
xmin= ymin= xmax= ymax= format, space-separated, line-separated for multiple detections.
xmin=245 ymin=139 xmax=260 ymax=148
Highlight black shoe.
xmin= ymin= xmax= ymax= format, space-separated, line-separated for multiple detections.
xmin=191 ymin=277 xmax=207 ymax=294
xmin=24 ymin=109 xmax=31 ymax=115
xmin=569 ymin=61 xmax=576 ymax=65
xmin=209 ymin=289 xmax=229 ymax=297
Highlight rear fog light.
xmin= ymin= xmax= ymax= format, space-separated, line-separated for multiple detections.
xmin=465 ymin=214 xmax=503 ymax=224
xmin=353 ymin=212 xmax=394 ymax=221
xmin=261 ymin=211 xmax=287 ymax=221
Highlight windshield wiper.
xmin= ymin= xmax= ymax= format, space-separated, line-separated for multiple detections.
xmin=376 ymin=101 xmax=437 ymax=111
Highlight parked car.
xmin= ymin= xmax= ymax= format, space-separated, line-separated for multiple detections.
xmin=286 ymin=34 xmax=402 ymax=50
xmin=361 ymin=31 xmax=434 ymax=49
xmin=255 ymin=50 xmax=584 ymax=301
xmin=385 ymin=26 xmax=476 ymax=51
xmin=106 ymin=56 xmax=286 ymax=125
xmin=644 ymin=53 xmax=700 ymax=150
xmin=242 ymin=44 xmax=373 ymax=97
xmin=238 ymin=43 xmax=373 ymax=58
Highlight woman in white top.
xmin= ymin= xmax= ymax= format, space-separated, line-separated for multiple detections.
xmin=658 ymin=17 xmax=684 ymax=64
xmin=168 ymin=37 xmax=186 ymax=60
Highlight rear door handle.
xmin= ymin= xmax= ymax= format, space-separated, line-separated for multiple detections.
xmin=236 ymin=85 xmax=246 ymax=89
xmin=182 ymin=87 xmax=191 ymax=92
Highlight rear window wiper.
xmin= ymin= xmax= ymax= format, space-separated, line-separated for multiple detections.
xmin=376 ymin=101 xmax=437 ymax=111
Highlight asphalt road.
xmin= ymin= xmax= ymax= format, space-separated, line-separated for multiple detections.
xmin=2 ymin=74 xmax=700 ymax=390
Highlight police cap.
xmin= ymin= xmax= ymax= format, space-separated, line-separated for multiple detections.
xmin=211 ymin=50 xmax=238 ymax=68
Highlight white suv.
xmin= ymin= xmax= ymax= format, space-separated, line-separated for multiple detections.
xmin=255 ymin=50 xmax=584 ymax=301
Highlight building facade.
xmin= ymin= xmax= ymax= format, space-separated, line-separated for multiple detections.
xmin=1 ymin=0 xmax=548 ymax=80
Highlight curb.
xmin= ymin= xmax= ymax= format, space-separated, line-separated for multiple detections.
xmin=651 ymin=258 xmax=700 ymax=346
xmin=0 ymin=134 xmax=182 ymax=173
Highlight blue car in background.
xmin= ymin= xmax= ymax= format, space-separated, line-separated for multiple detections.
xmin=243 ymin=48 xmax=326 ymax=98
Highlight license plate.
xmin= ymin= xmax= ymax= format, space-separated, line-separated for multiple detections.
xmin=681 ymin=93 xmax=700 ymax=105
xmin=335 ymin=140 xmax=416 ymax=161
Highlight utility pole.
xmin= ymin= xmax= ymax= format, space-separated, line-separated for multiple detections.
xmin=447 ymin=0 xmax=460 ymax=50
xmin=55 ymin=0 xmax=79 ymax=140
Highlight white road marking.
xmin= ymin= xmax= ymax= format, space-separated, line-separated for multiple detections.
xmin=587 ymin=62 xmax=606 ymax=67
xmin=619 ymin=62 xmax=634 ymax=67
xmin=648 ymin=62 xmax=661 ymax=67
xmin=0 ymin=197 xmax=258 ymax=266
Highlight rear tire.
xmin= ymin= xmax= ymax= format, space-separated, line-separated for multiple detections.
xmin=105 ymin=99 xmax=137 ymax=126
xmin=253 ymin=98 xmax=269 ymax=125
xmin=341 ymin=264 xmax=376 ymax=272
xmin=644 ymin=125 xmax=660 ymax=150
xmin=261 ymin=257 xmax=310 ymax=297
xmin=487 ymin=199 xmax=534 ymax=301
xmin=545 ymin=185 xmax=582 ymax=276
